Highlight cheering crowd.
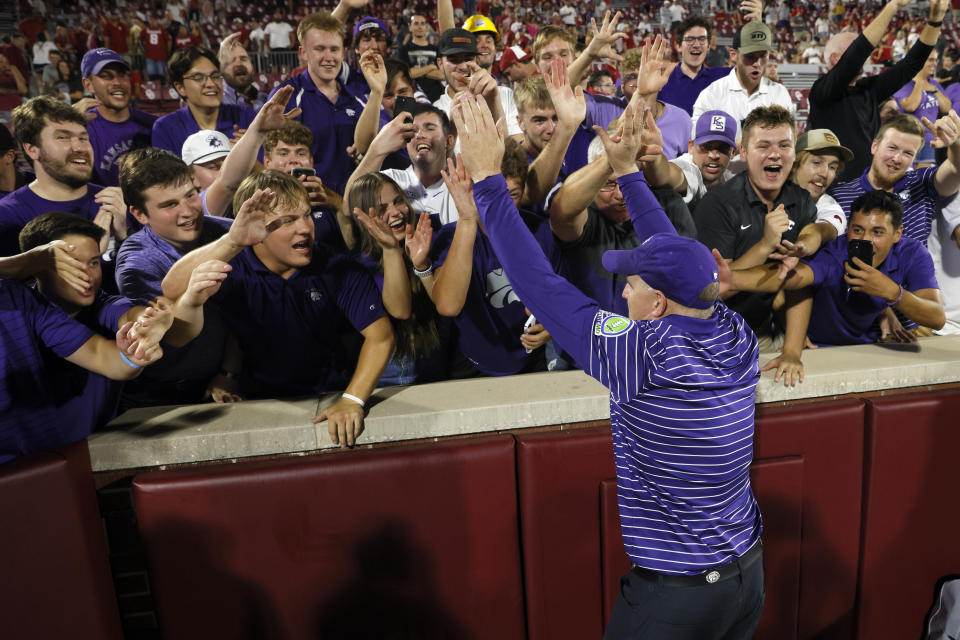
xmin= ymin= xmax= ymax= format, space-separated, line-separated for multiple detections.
xmin=3 ymin=0 xmax=960 ymax=462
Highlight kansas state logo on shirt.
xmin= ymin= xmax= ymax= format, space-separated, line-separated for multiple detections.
xmin=486 ymin=269 xmax=519 ymax=308
xmin=307 ymin=289 xmax=323 ymax=302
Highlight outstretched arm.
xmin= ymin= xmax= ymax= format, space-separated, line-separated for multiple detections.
xmin=453 ymin=95 xmax=600 ymax=367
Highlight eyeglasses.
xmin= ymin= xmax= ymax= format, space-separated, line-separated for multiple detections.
xmin=598 ymin=181 xmax=619 ymax=193
xmin=184 ymin=71 xmax=224 ymax=84
xmin=682 ymin=36 xmax=709 ymax=45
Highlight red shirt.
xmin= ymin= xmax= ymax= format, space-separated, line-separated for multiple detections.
xmin=141 ymin=27 xmax=171 ymax=61
xmin=17 ymin=17 xmax=45 ymax=48
xmin=103 ymin=20 xmax=129 ymax=54
xmin=174 ymin=34 xmax=196 ymax=49
xmin=1 ymin=44 xmax=29 ymax=79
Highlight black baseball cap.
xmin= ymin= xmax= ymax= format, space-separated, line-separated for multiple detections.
xmin=437 ymin=28 xmax=479 ymax=57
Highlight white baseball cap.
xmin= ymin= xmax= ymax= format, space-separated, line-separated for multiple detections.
xmin=181 ymin=130 xmax=232 ymax=166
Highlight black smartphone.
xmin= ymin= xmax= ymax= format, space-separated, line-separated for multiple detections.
xmin=291 ymin=167 xmax=316 ymax=179
xmin=848 ymin=239 xmax=873 ymax=268
xmin=395 ymin=96 xmax=417 ymax=117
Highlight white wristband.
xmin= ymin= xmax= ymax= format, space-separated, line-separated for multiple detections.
xmin=341 ymin=392 xmax=365 ymax=407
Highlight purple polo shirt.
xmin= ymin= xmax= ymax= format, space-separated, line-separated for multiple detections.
xmin=894 ymin=80 xmax=945 ymax=143
xmin=269 ymin=71 xmax=364 ymax=195
xmin=584 ymin=92 xmax=626 ymax=131
xmin=221 ymin=81 xmax=267 ymax=111
xmin=211 ymin=243 xmax=384 ymax=398
xmin=830 ymin=167 xmax=952 ymax=245
xmin=0 ymin=281 xmax=131 ymax=463
xmin=150 ymin=102 xmax=256 ymax=157
xmin=803 ymin=234 xmax=939 ymax=345
xmin=657 ymin=102 xmax=693 ymax=160
xmin=0 ymin=183 xmax=105 ymax=257
xmin=115 ymin=217 xmax=232 ymax=387
xmin=429 ymin=214 xmax=561 ymax=376
xmin=86 ymin=108 xmax=157 ymax=186
xmin=659 ymin=64 xmax=732 ymax=116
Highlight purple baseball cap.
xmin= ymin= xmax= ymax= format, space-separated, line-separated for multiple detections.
xmin=602 ymin=233 xmax=719 ymax=309
xmin=81 ymin=48 xmax=129 ymax=78
xmin=353 ymin=17 xmax=387 ymax=39
xmin=693 ymin=110 xmax=737 ymax=147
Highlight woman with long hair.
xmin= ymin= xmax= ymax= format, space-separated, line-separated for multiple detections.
xmin=348 ymin=171 xmax=448 ymax=385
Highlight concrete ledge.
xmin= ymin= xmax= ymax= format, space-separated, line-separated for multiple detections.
xmin=89 ymin=336 xmax=960 ymax=472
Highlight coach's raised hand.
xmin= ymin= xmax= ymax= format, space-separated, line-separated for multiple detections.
xmin=450 ymin=95 xmax=505 ymax=184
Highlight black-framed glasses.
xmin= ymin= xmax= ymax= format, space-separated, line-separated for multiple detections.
xmin=682 ymin=36 xmax=708 ymax=44
xmin=184 ymin=71 xmax=224 ymax=84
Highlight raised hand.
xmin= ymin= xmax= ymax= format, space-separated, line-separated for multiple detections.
xmin=544 ymin=57 xmax=586 ymax=129
xmin=592 ymin=102 xmax=644 ymax=176
xmin=441 ymin=155 xmax=478 ymax=220
xmin=370 ymin=111 xmax=416 ymax=156
xmin=762 ymin=204 xmax=790 ymax=250
xmin=449 ymin=96 xmax=506 ymax=183
xmin=404 ymin=211 xmax=433 ymax=270
xmin=635 ymin=34 xmax=670 ymax=98
xmin=465 ymin=62 xmax=500 ymax=105
xmin=72 ymin=96 xmax=100 ymax=120
xmin=921 ymin=110 xmax=960 ymax=149
xmin=251 ymin=84 xmax=302 ymax=133
xmin=228 ymin=188 xmax=280 ymax=247
xmin=354 ymin=206 xmax=400 ymax=249
xmin=358 ymin=49 xmax=387 ymax=96
xmin=586 ymin=10 xmax=627 ymax=63
xmin=116 ymin=321 xmax=163 ymax=367
xmin=929 ymin=0 xmax=948 ymax=22
xmin=181 ymin=260 xmax=232 ymax=308
xmin=740 ymin=0 xmax=762 ymax=22
xmin=129 ymin=298 xmax=176 ymax=352
xmin=637 ymin=105 xmax=664 ymax=164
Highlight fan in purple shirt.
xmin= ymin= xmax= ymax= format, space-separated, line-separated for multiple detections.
xmin=658 ymin=17 xmax=732 ymax=116
xmin=0 ymin=96 xmax=127 ymax=260
xmin=730 ymin=189 xmax=946 ymax=387
xmin=150 ymin=46 xmax=255 ymax=158
xmin=161 ymin=170 xmax=395 ymax=449
xmin=78 ymin=48 xmax=156 ymax=187
xmin=0 ymin=211 xmax=216 ymax=463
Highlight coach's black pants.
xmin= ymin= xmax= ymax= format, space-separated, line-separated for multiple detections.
xmin=603 ymin=548 xmax=764 ymax=640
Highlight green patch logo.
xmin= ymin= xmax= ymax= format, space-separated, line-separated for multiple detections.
xmin=600 ymin=315 xmax=631 ymax=337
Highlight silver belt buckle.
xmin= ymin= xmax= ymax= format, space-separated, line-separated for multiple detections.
xmin=705 ymin=570 xmax=720 ymax=584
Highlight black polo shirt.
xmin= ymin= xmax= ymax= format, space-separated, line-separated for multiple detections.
xmin=693 ymin=172 xmax=817 ymax=330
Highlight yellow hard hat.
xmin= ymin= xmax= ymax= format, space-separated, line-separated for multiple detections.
xmin=462 ymin=14 xmax=500 ymax=41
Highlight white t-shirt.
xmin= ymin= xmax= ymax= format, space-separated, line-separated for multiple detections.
xmin=691 ymin=71 xmax=795 ymax=140
xmin=263 ymin=20 xmax=294 ymax=50
xmin=929 ymin=200 xmax=960 ymax=334
xmin=802 ymin=46 xmax=823 ymax=65
xmin=669 ymin=3 xmax=685 ymax=21
xmin=559 ymin=6 xmax=577 ymax=26
xmin=670 ymin=152 xmax=735 ymax=204
xmin=434 ymin=85 xmax=522 ymax=154
xmin=814 ymin=193 xmax=846 ymax=235
xmin=381 ymin=165 xmax=460 ymax=225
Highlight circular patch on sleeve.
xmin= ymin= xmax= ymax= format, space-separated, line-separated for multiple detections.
xmin=599 ymin=315 xmax=632 ymax=337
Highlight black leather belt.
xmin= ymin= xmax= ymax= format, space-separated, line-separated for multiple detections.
xmin=631 ymin=541 xmax=763 ymax=587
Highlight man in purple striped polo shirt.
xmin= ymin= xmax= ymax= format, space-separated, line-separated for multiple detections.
xmin=455 ymin=96 xmax=764 ymax=639
xmin=830 ymin=111 xmax=960 ymax=245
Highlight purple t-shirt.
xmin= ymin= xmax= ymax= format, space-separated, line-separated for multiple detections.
xmin=0 ymin=183 xmax=104 ymax=256
xmin=86 ymin=108 xmax=156 ymax=187
xmin=659 ymin=64 xmax=732 ymax=116
xmin=803 ymin=234 xmax=939 ymax=345
xmin=150 ymin=102 xmax=256 ymax=157
xmin=115 ymin=217 xmax=232 ymax=386
xmin=429 ymin=215 xmax=561 ymax=376
xmin=212 ymin=243 xmax=384 ymax=398
xmin=0 ymin=281 xmax=132 ymax=463
xmin=657 ymin=102 xmax=694 ymax=160
xmin=894 ymin=80 xmax=944 ymax=143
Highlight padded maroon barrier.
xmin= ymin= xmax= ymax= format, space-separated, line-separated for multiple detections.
xmin=133 ymin=435 xmax=525 ymax=640
xmin=858 ymin=390 xmax=960 ymax=640
xmin=516 ymin=427 xmax=617 ymax=639
xmin=0 ymin=440 xmax=123 ymax=639
xmin=518 ymin=399 xmax=865 ymax=640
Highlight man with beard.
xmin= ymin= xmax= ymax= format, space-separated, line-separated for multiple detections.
xmin=218 ymin=32 xmax=267 ymax=111
xmin=78 ymin=48 xmax=156 ymax=188
xmin=0 ymin=96 xmax=127 ymax=259
xmin=830 ymin=112 xmax=960 ymax=244
xmin=659 ymin=17 xmax=732 ymax=116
